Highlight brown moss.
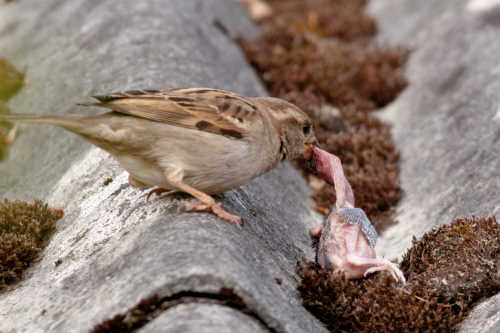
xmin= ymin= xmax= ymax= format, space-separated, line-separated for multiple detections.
xmin=92 ymin=289 xmax=252 ymax=333
xmin=240 ymin=0 xmax=408 ymax=231
xmin=265 ymin=0 xmax=377 ymax=41
xmin=92 ymin=295 xmax=160 ymax=333
xmin=400 ymin=216 xmax=500 ymax=305
xmin=0 ymin=200 xmax=61 ymax=290
xmin=242 ymin=35 xmax=408 ymax=113
xmin=297 ymin=216 xmax=500 ymax=332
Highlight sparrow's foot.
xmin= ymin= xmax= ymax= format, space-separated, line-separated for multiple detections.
xmin=163 ymin=169 xmax=242 ymax=226
xmin=181 ymin=201 xmax=242 ymax=226
xmin=146 ymin=188 xmax=175 ymax=201
xmin=363 ymin=259 xmax=406 ymax=284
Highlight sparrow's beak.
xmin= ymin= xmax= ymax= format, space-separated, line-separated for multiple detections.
xmin=301 ymin=138 xmax=317 ymax=160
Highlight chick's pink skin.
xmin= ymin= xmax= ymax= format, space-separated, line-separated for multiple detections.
xmin=312 ymin=147 xmax=405 ymax=283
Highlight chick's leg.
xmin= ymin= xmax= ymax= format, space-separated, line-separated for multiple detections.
xmin=346 ymin=254 xmax=406 ymax=284
xmin=164 ymin=170 xmax=242 ymax=225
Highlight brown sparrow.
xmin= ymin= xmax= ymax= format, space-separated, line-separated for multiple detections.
xmin=1 ymin=88 xmax=316 ymax=225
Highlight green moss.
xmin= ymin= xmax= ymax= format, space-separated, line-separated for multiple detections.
xmin=0 ymin=58 xmax=24 ymax=102
xmin=297 ymin=216 xmax=500 ymax=332
xmin=0 ymin=58 xmax=24 ymax=161
xmin=0 ymin=200 xmax=62 ymax=290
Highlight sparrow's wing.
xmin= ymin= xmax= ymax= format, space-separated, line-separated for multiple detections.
xmin=81 ymin=88 xmax=263 ymax=140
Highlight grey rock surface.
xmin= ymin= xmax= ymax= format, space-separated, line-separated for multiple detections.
xmin=369 ymin=0 xmax=500 ymax=332
xmin=0 ymin=1 xmax=326 ymax=332
xmin=460 ymin=293 xmax=500 ymax=333
xmin=139 ymin=304 xmax=268 ymax=333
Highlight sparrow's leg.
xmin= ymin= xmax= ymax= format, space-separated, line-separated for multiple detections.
xmin=346 ymin=254 xmax=406 ymax=284
xmin=128 ymin=174 xmax=175 ymax=201
xmin=164 ymin=170 xmax=242 ymax=225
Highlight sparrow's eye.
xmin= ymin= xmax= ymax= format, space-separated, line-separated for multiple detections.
xmin=302 ymin=123 xmax=311 ymax=135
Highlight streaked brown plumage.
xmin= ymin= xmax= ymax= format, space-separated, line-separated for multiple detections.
xmin=1 ymin=88 xmax=316 ymax=225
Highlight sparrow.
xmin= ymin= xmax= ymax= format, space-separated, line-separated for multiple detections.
xmin=310 ymin=147 xmax=405 ymax=283
xmin=1 ymin=88 xmax=316 ymax=225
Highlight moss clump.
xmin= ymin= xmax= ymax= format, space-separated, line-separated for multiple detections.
xmin=0 ymin=58 xmax=24 ymax=160
xmin=0 ymin=58 xmax=24 ymax=102
xmin=297 ymin=216 xmax=500 ymax=332
xmin=92 ymin=288 xmax=249 ymax=333
xmin=0 ymin=200 xmax=62 ymax=290
xmin=240 ymin=0 xmax=408 ymax=113
xmin=92 ymin=295 xmax=159 ymax=333
xmin=400 ymin=216 xmax=500 ymax=305
xmin=265 ymin=0 xmax=376 ymax=41
xmin=242 ymin=35 xmax=408 ymax=113
xmin=240 ymin=0 xmax=407 ymax=231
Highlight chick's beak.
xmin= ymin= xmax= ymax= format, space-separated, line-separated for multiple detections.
xmin=301 ymin=138 xmax=317 ymax=160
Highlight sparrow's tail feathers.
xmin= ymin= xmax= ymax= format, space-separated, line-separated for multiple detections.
xmin=0 ymin=113 xmax=84 ymax=129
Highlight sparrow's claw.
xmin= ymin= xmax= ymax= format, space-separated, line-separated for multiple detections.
xmin=146 ymin=188 xmax=174 ymax=201
xmin=181 ymin=201 xmax=242 ymax=226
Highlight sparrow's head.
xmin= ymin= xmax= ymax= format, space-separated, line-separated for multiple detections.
xmin=254 ymin=97 xmax=317 ymax=160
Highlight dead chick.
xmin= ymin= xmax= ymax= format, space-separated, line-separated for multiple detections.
xmin=311 ymin=146 xmax=405 ymax=283
xmin=0 ymin=88 xmax=316 ymax=226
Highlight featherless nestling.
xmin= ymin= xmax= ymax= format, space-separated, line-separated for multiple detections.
xmin=1 ymin=88 xmax=316 ymax=225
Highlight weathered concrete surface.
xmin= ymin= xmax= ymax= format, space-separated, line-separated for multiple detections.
xmin=139 ymin=304 xmax=268 ymax=333
xmin=369 ymin=0 xmax=500 ymax=332
xmin=0 ymin=1 xmax=326 ymax=332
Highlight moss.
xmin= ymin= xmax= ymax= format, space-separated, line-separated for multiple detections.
xmin=0 ymin=58 xmax=24 ymax=160
xmin=297 ymin=216 xmax=500 ymax=332
xmin=242 ymin=35 xmax=408 ymax=113
xmin=0 ymin=58 xmax=24 ymax=102
xmin=0 ymin=200 xmax=62 ymax=290
xmin=91 ymin=295 xmax=160 ymax=333
xmin=240 ymin=0 xmax=407 ymax=232
xmin=400 ymin=216 xmax=500 ymax=305
xmin=92 ymin=289 xmax=250 ymax=333
xmin=265 ymin=0 xmax=377 ymax=42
